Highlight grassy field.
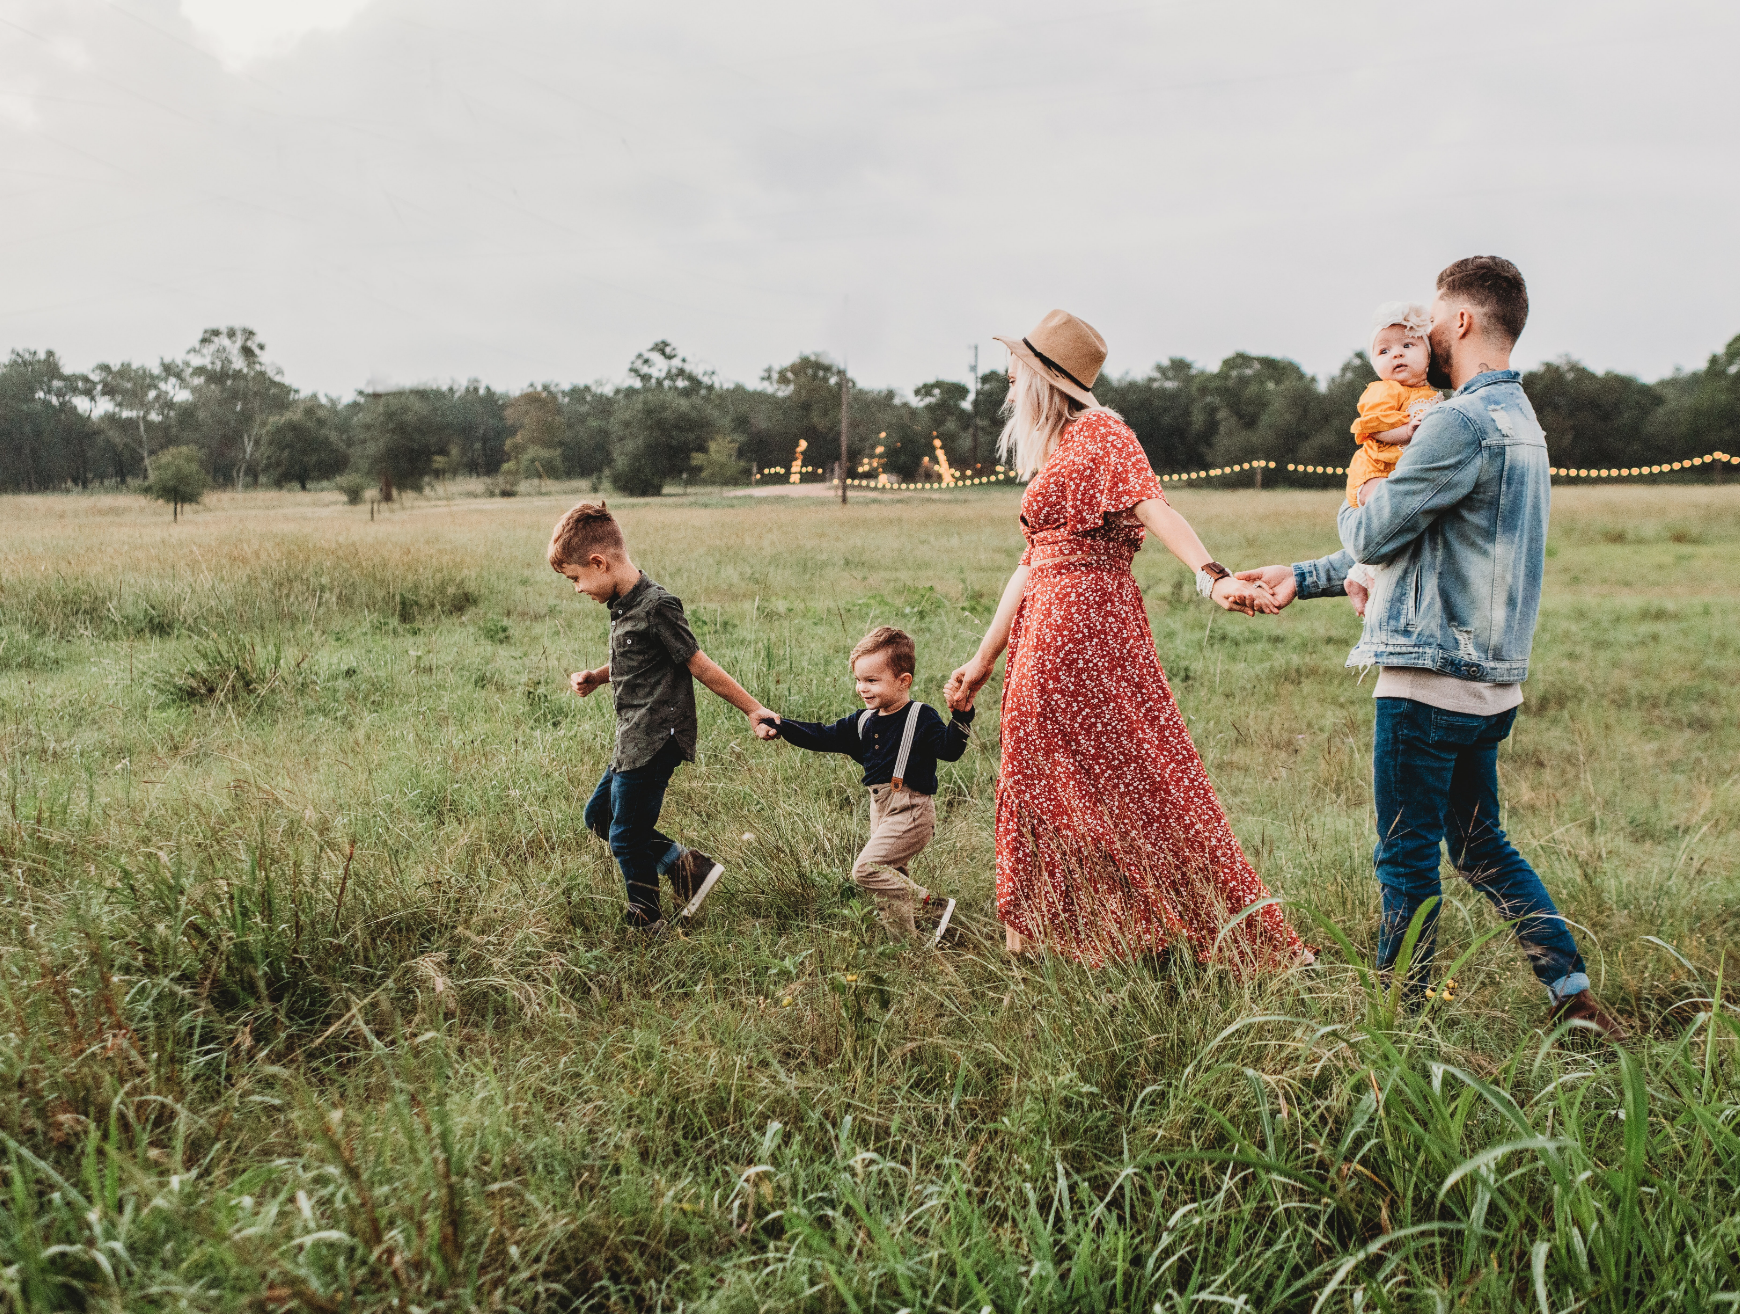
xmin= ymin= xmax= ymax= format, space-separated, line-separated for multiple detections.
xmin=1 ymin=481 xmax=1736 ymax=1312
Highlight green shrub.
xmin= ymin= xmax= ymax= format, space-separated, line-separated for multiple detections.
xmin=161 ymin=632 xmax=292 ymax=704
xmin=143 ymin=445 xmax=209 ymax=520
xmin=336 ymin=471 xmax=373 ymax=505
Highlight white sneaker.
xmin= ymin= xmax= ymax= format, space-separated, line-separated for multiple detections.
xmin=921 ymin=895 xmax=956 ymax=948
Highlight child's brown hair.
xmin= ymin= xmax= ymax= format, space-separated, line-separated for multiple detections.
xmin=548 ymin=501 xmax=626 ymax=569
xmin=850 ymin=625 xmax=916 ymax=678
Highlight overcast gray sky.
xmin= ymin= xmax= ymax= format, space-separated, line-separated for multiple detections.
xmin=3 ymin=0 xmax=1736 ymax=398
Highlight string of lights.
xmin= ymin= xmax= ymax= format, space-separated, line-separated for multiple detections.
xmin=1169 ymin=461 xmax=1283 ymax=482
xmin=1547 ymin=451 xmax=1734 ymax=478
xmin=752 ymin=451 xmax=1738 ymax=490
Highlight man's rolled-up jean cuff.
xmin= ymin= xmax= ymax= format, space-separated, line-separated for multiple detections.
xmin=656 ymin=841 xmax=684 ymax=874
xmin=1549 ymin=971 xmax=1590 ymax=1003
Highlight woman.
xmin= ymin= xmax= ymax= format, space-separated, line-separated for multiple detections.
xmin=945 ymin=310 xmax=1310 ymax=969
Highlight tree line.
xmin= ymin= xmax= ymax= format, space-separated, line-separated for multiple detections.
xmin=3 ymin=327 xmax=1737 ymax=499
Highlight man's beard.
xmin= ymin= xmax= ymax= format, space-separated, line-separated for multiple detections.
xmin=1426 ymin=333 xmax=1454 ymax=389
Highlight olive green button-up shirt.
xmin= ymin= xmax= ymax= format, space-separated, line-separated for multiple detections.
xmin=608 ymin=573 xmax=701 ymax=771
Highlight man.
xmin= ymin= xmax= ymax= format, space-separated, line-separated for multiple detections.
xmin=1240 ymin=256 xmax=1623 ymax=1038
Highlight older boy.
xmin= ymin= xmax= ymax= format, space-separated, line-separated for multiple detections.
xmin=767 ymin=626 xmax=973 ymax=943
xmin=551 ymin=501 xmax=778 ymax=933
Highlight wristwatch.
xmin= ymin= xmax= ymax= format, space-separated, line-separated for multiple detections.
xmin=1195 ymin=561 xmax=1231 ymax=598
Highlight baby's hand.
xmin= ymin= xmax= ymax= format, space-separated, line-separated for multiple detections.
xmin=1345 ymin=578 xmax=1370 ymax=619
xmin=1354 ymin=477 xmax=1386 ymax=507
xmin=569 ymin=668 xmax=607 ymax=697
xmin=749 ymin=707 xmax=781 ymax=740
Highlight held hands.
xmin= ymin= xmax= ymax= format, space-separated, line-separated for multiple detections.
xmin=944 ymin=654 xmax=994 ymax=712
xmin=1232 ymin=565 xmax=1298 ymax=610
xmin=1210 ymin=575 xmax=1280 ymax=616
xmin=568 ymin=667 xmax=608 ymax=697
xmin=748 ymin=707 xmax=782 ymax=740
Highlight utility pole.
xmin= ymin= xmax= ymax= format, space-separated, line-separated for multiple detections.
xmin=968 ymin=343 xmax=980 ymax=471
xmin=839 ymin=363 xmax=850 ymax=506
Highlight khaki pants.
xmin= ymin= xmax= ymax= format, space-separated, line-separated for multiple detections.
xmin=852 ymin=785 xmax=935 ymax=938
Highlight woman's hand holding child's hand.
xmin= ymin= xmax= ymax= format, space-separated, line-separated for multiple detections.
xmin=749 ymin=708 xmax=782 ymax=740
xmin=945 ymin=655 xmax=994 ymax=712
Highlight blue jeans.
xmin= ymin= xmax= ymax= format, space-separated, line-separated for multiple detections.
xmin=1373 ymin=699 xmax=1588 ymax=1001
xmin=584 ymin=737 xmax=686 ymax=926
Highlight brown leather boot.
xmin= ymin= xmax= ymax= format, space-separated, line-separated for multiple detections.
xmin=1547 ymin=989 xmax=1627 ymax=1042
xmin=671 ymin=848 xmax=724 ymax=922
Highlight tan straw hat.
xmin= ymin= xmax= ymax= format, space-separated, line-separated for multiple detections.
xmin=994 ymin=309 xmax=1106 ymax=407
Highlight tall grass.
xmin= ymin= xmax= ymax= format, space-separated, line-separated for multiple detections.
xmin=1 ymin=484 xmax=1736 ymax=1310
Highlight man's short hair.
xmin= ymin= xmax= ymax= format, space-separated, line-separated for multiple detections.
xmin=548 ymin=501 xmax=626 ymax=569
xmin=1436 ymin=256 xmax=1529 ymax=345
xmin=850 ymin=625 xmax=916 ymax=678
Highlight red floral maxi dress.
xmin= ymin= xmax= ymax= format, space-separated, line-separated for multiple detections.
xmin=995 ymin=411 xmax=1308 ymax=969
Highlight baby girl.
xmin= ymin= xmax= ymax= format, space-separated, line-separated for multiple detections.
xmin=1344 ymin=302 xmax=1441 ymax=611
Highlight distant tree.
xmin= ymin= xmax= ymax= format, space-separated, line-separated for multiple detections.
xmin=143 ymin=445 xmax=208 ymax=520
xmin=504 ymin=389 xmax=564 ymax=474
xmin=599 ymin=344 xmax=722 ymax=495
xmin=629 ymin=340 xmax=715 ymax=394
xmin=335 ymin=471 xmax=372 ymax=505
xmin=1202 ymin=353 xmax=1313 ymax=431
xmin=260 ymin=399 xmax=350 ymax=490
xmin=759 ymin=354 xmax=852 ymax=474
xmin=914 ymin=379 xmax=970 ymax=471
xmin=971 ymin=368 xmax=1010 ymax=469
xmin=1193 ymin=353 xmax=1329 ymax=485
xmin=712 ymin=383 xmax=786 ymax=475
xmin=517 ymin=445 xmax=565 ymax=485
xmin=1525 ymin=357 xmax=1663 ymax=473
xmin=184 ymin=327 xmax=293 ymax=488
xmin=1644 ymin=369 xmax=1704 ymax=466
xmin=441 ymin=381 xmax=512 ymax=474
xmin=1244 ymin=376 xmax=1332 ymax=474
xmin=1098 ymin=358 xmax=1214 ymax=475
xmin=0 ymin=350 xmax=105 ymax=491
xmin=92 ymin=359 xmax=186 ymax=479
xmin=1683 ymin=333 xmax=1740 ymax=468
xmin=355 ymin=390 xmax=448 ymax=501
xmin=609 ymin=389 xmax=713 ymax=496
xmin=690 ymin=434 xmax=748 ymax=485
xmin=558 ymin=384 xmax=616 ymax=479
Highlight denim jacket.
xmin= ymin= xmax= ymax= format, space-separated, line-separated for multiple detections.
xmin=1291 ymin=371 xmax=1549 ymax=683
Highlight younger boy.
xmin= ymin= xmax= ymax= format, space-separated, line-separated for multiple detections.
xmin=766 ymin=626 xmax=973 ymax=944
xmin=551 ymin=501 xmax=778 ymax=933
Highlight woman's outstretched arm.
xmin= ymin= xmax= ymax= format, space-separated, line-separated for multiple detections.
xmin=945 ymin=563 xmax=1029 ymax=710
xmin=1130 ymin=498 xmax=1278 ymax=616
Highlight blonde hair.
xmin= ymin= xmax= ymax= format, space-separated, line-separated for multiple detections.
xmin=997 ymin=357 xmax=1116 ymax=478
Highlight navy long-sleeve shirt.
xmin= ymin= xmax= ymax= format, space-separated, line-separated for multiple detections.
xmin=773 ymin=701 xmax=974 ymax=795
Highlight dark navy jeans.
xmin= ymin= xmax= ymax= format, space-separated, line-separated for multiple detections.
xmin=584 ymin=737 xmax=686 ymax=926
xmin=1373 ymin=698 xmax=1588 ymax=1001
